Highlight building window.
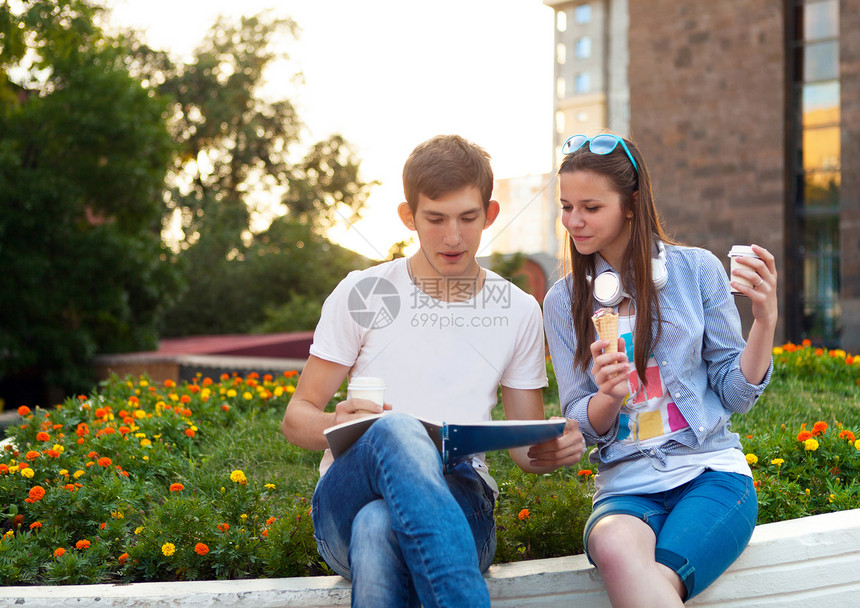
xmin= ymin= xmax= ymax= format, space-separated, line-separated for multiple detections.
xmin=575 ymin=3 xmax=591 ymax=24
xmin=556 ymin=76 xmax=566 ymax=99
xmin=557 ymin=43 xmax=567 ymax=65
xmin=789 ymin=0 xmax=840 ymax=345
xmin=556 ymin=10 xmax=567 ymax=32
xmin=575 ymin=36 xmax=591 ymax=59
xmin=555 ymin=111 xmax=565 ymax=134
xmin=574 ymin=72 xmax=590 ymax=93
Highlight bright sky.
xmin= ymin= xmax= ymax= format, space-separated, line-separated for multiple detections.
xmin=107 ymin=0 xmax=556 ymax=260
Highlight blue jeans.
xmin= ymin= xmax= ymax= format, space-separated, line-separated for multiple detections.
xmin=312 ymin=413 xmax=496 ymax=608
xmin=583 ymin=470 xmax=758 ymax=600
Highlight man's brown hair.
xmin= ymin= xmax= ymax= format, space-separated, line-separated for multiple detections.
xmin=402 ymin=135 xmax=494 ymax=213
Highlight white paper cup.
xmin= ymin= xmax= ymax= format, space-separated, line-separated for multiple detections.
xmin=727 ymin=245 xmax=761 ymax=295
xmin=347 ymin=376 xmax=386 ymax=406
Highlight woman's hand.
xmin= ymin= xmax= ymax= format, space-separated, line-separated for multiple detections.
xmin=732 ymin=244 xmax=778 ymax=329
xmin=590 ymin=336 xmax=630 ymax=403
xmin=333 ymin=399 xmax=391 ymax=426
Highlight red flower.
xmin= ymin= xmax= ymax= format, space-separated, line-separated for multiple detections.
xmin=812 ymin=421 xmax=829 ymax=436
xmin=29 ymin=521 xmax=43 ymax=530
xmin=839 ymin=430 xmax=856 ymax=442
xmin=36 ymin=432 xmax=50 ymax=442
xmin=194 ymin=543 xmax=209 ymax=556
xmin=98 ymin=457 xmax=112 ymax=467
xmin=54 ymin=548 xmax=66 ymax=558
xmin=170 ymin=483 xmax=184 ymax=492
xmin=17 ymin=406 xmax=31 ymax=416
xmin=217 ymin=523 xmax=230 ymax=532
xmin=578 ymin=469 xmax=593 ymax=477
xmin=797 ymin=430 xmax=813 ymax=442
xmin=184 ymin=428 xmax=195 ymax=438
xmin=76 ymin=423 xmax=89 ymax=437
xmin=76 ymin=539 xmax=91 ymax=550
xmin=118 ymin=552 xmax=129 ymax=564
xmin=518 ymin=508 xmax=531 ymax=521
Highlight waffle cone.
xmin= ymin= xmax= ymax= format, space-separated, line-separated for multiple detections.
xmin=592 ymin=311 xmax=619 ymax=353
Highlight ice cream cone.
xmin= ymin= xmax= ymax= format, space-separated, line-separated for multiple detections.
xmin=592 ymin=308 xmax=619 ymax=354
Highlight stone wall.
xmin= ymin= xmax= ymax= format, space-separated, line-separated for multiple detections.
xmin=627 ymin=0 xmax=787 ymax=340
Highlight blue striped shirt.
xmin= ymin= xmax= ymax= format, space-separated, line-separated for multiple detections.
xmin=543 ymin=244 xmax=772 ymax=467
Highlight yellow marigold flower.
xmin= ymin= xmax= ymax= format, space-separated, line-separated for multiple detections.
xmin=135 ymin=526 xmax=144 ymax=535
xmin=59 ymin=469 xmax=69 ymax=476
xmin=226 ymin=389 xmax=237 ymax=398
xmin=73 ymin=470 xmax=85 ymax=479
xmin=111 ymin=510 xmax=124 ymax=519
xmin=745 ymin=454 xmax=758 ymax=465
xmin=771 ymin=458 xmax=784 ymax=466
xmin=139 ymin=380 xmax=149 ymax=387
xmin=855 ymin=439 xmax=860 ymax=451
xmin=273 ymin=386 xmax=284 ymax=397
xmin=230 ymin=469 xmax=247 ymax=485
xmin=133 ymin=409 xmax=146 ymax=419
xmin=20 ymin=467 xmax=34 ymax=479
xmin=135 ymin=433 xmax=146 ymax=438
xmin=264 ymin=483 xmax=276 ymax=490
xmin=4 ymin=530 xmax=15 ymax=540
xmin=161 ymin=543 xmax=176 ymax=556
xmin=286 ymin=385 xmax=296 ymax=394
xmin=240 ymin=513 xmax=248 ymax=521
xmin=805 ymin=488 xmax=811 ymax=495
xmin=53 ymin=444 xmax=64 ymax=454
xmin=828 ymin=494 xmax=836 ymax=503
xmin=804 ymin=438 xmax=819 ymax=451
xmin=772 ymin=346 xmax=784 ymax=355
xmin=243 ymin=391 xmax=253 ymax=400
xmin=140 ymin=439 xmax=152 ymax=448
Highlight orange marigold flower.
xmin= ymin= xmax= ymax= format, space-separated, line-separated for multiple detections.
xmin=100 ymin=523 xmax=107 ymax=530
xmin=754 ymin=480 xmax=761 ymax=489
xmin=25 ymin=450 xmax=39 ymax=461
xmin=221 ymin=404 xmax=230 ymax=412
xmin=261 ymin=528 xmax=269 ymax=538
xmin=180 ymin=394 xmax=191 ymax=404
xmin=801 ymin=338 xmax=812 ymax=347
xmin=118 ymin=552 xmax=129 ymax=564
xmin=27 ymin=486 xmax=46 ymax=502
xmin=98 ymin=457 xmax=112 ymax=467
xmin=578 ymin=469 xmax=593 ymax=477
xmin=815 ymin=348 xmax=824 ymax=356
xmin=17 ymin=406 xmax=31 ymax=416
xmin=0 ymin=464 xmax=8 ymax=474
xmin=29 ymin=521 xmax=42 ymax=530
xmin=76 ymin=539 xmax=91 ymax=550
xmin=36 ymin=432 xmax=50 ymax=442
xmin=194 ymin=543 xmax=209 ymax=556
xmin=518 ymin=508 xmax=531 ymax=521
xmin=95 ymin=408 xmax=106 ymax=418
xmin=182 ymin=408 xmax=192 ymax=417
xmin=76 ymin=423 xmax=89 ymax=437
xmin=797 ymin=430 xmax=813 ymax=442
xmin=217 ymin=523 xmax=230 ymax=532
xmin=839 ymin=430 xmax=856 ymax=442
xmin=170 ymin=483 xmax=184 ymax=492
xmin=54 ymin=547 xmax=66 ymax=558
xmin=812 ymin=421 xmax=829 ymax=436
xmin=284 ymin=370 xmax=299 ymax=378
xmin=266 ymin=516 xmax=277 ymax=526
xmin=185 ymin=428 xmax=195 ymax=438
xmin=44 ymin=449 xmax=60 ymax=458
xmin=847 ymin=356 xmax=855 ymax=365
xmin=119 ymin=426 xmax=131 ymax=435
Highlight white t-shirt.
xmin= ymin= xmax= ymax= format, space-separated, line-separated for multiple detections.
xmin=311 ymin=257 xmax=547 ymax=478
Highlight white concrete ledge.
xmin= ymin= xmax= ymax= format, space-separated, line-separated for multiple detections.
xmin=2 ymin=509 xmax=859 ymax=607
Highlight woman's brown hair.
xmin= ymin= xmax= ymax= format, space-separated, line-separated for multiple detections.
xmin=559 ymin=135 xmax=676 ymax=383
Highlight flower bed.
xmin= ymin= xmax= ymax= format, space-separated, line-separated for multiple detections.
xmin=1 ymin=340 xmax=859 ymax=586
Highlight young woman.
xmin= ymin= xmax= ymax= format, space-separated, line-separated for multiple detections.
xmin=543 ymin=133 xmax=778 ymax=607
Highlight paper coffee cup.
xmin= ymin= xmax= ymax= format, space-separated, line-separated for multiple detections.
xmin=727 ymin=245 xmax=761 ymax=294
xmin=347 ymin=376 xmax=385 ymax=406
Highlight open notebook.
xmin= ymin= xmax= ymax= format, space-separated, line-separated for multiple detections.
xmin=324 ymin=413 xmax=566 ymax=470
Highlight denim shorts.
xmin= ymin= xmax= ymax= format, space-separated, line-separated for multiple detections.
xmin=583 ymin=470 xmax=757 ymax=600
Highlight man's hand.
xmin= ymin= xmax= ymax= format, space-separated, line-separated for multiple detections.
xmin=526 ymin=417 xmax=584 ymax=469
xmin=333 ymin=398 xmax=392 ymax=426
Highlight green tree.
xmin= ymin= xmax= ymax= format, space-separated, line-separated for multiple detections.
xmin=0 ymin=0 xmax=177 ymax=394
xmin=157 ymin=13 xmax=376 ymax=336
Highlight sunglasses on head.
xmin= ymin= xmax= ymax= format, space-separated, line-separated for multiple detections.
xmin=561 ymin=134 xmax=638 ymax=173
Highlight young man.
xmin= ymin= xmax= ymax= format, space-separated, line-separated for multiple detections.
xmin=281 ymin=134 xmax=583 ymax=608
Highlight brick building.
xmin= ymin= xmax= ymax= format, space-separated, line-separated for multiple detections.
xmin=545 ymin=0 xmax=859 ymax=351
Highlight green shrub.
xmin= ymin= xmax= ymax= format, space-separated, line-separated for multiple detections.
xmin=1 ymin=340 xmax=859 ymax=585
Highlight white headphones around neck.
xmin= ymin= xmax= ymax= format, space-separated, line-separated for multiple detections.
xmin=588 ymin=240 xmax=668 ymax=307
